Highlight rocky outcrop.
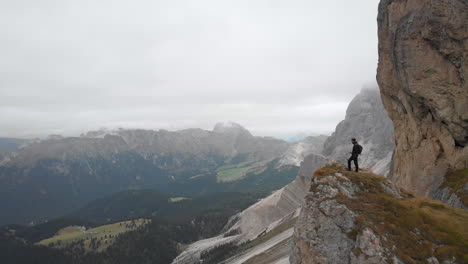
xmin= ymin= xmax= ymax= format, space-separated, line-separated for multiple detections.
xmin=290 ymin=163 xmax=468 ymax=264
xmin=322 ymin=88 xmax=395 ymax=176
xmin=377 ymin=0 xmax=468 ymax=199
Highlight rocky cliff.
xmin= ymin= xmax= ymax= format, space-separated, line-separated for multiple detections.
xmin=377 ymin=0 xmax=468 ymax=203
xmin=290 ymin=163 xmax=468 ymax=264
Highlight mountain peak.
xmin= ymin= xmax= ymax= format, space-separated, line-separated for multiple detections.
xmin=212 ymin=122 xmax=252 ymax=136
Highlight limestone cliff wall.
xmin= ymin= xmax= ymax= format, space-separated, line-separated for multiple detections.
xmin=377 ymin=0 xmax=468 ymax=198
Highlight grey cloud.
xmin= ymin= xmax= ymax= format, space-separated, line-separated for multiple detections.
xmin=0 ymin=0 xmax=380 ymax=138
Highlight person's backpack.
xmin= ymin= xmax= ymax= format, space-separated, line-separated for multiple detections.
xmin=357 ymin=144 xmax=363 ymax=154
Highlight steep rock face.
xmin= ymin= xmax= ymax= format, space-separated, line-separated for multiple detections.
xmin=322 ymin=88 xmax=395 ymax=175
xmin=290 ymin=163 xmax=468 ymax=264
xmin=377 ymin=0 xmax=468 ymax=198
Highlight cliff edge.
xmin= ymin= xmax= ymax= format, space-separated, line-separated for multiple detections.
xmin=290 ymin=163 xmax=468 ymax=264
xmin=376 ymin=0 xmax=468 ymax=202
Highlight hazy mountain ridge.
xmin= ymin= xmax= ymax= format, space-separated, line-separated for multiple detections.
xmin=0 ymin=123 xmax=325 ymax=226
xmin=1 ymin=123 xmax=288 ymax=168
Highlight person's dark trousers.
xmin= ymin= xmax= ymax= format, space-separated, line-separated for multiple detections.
xmin=348 ymin=154 xmax=359 ymax=172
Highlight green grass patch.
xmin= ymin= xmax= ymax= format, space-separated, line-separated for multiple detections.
xmin=215 ymin=161 xmax=267 ymax=182
xmin=216 ymin=167 xmax=251 ymax=182
xmin=37 ymin=219 xmax=150 ymax=252
xmin=169 ymin=197 xmax=189 ymax=203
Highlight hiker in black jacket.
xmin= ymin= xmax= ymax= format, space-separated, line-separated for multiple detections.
xmin=348 ymin=138 xmax=362 ymax=172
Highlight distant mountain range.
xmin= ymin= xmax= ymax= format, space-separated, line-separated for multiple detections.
xmin=0 ymin=122 xmax=326 ymax=226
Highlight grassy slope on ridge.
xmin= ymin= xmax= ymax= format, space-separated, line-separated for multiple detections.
xmin=313 ymin=163 xmax=468 ymax=264
xmin=37 ymin=219 xmax=149 ymax=252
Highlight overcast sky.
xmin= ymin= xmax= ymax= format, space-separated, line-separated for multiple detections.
xmin=0 ymin=0 xmax=380 ymax=139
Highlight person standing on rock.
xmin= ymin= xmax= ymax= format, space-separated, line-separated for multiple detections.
xmin=348 ymin=138 xmax=362 ymax=172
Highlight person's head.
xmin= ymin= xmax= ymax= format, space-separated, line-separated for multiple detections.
xmin=351 ymin=138 xmax=357 ymax=144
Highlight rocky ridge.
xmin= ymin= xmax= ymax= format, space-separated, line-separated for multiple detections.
xmin=377 ymin=0 xmax=468 ymax=202
xmin=1 ymin=123 xmax=289 ymax=168
xmin=290 ymin=163 xmax=468 ymax=264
